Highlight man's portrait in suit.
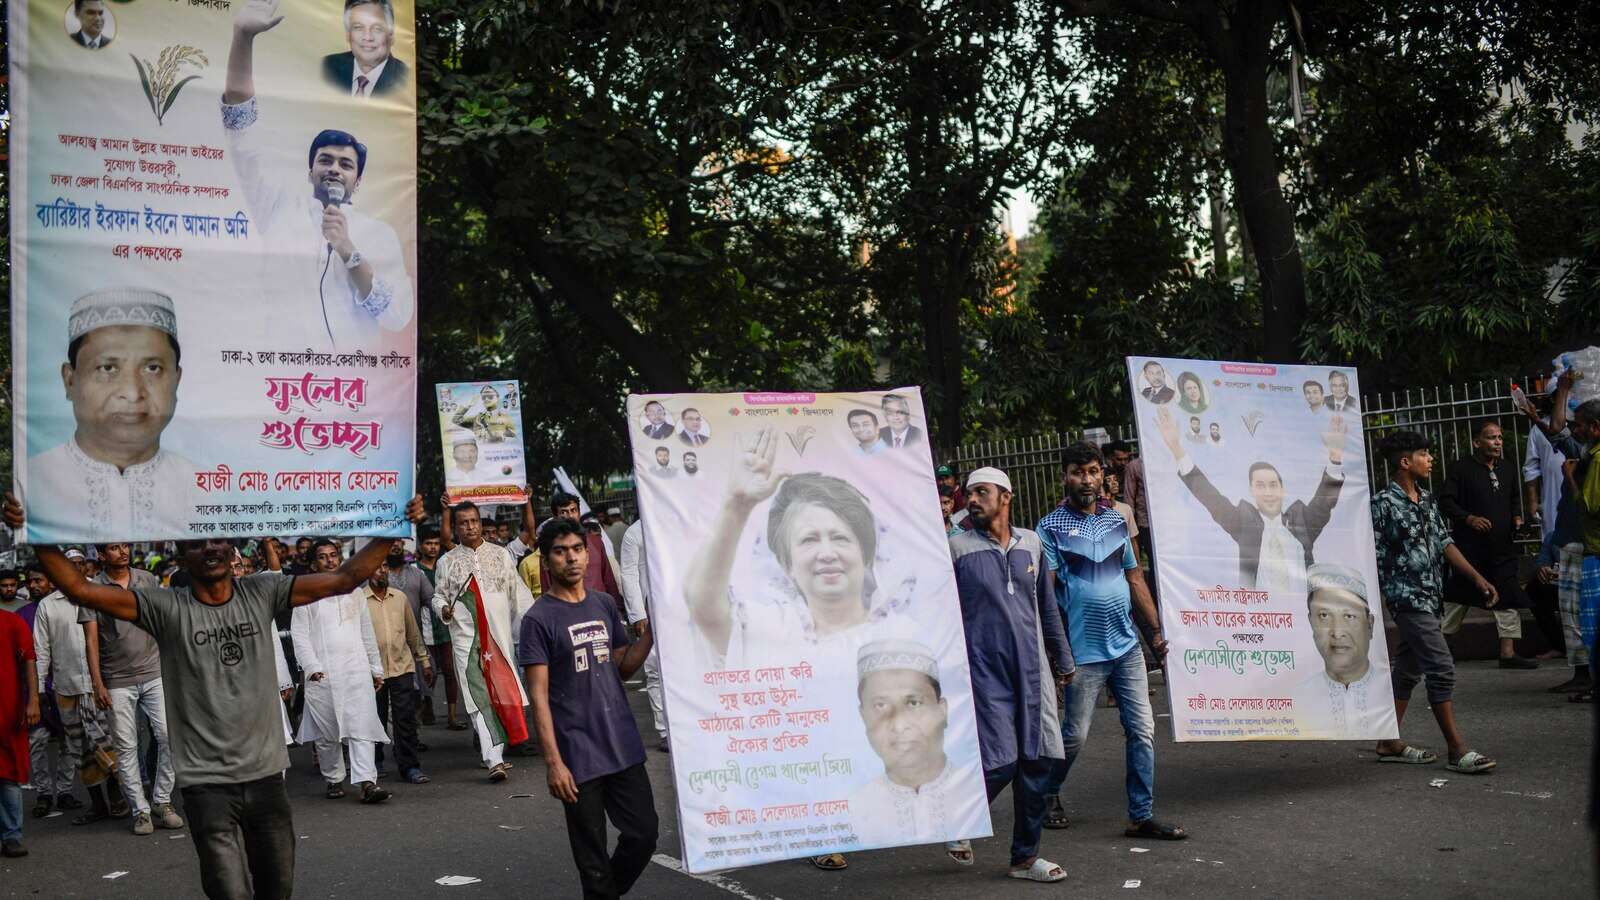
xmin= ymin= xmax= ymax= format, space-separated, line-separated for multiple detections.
xmin=1303 ymin=380 xmax=1326 ymax=413
xmin=678 ymin=408 xmax=711 ymax=447
xmin=1154 ymin=405 xmax=1348 ymax=593
xmin=640 ymin=400 xmax=675 ymax=440
xmin=1139 ymin=361 xmax=1175 ymax=405
xmin=878 ymin=393 xmax=922 ymax=449
xmin=66 ymin=0 xmax=114 ymax=49
xmin=322 ymin=0 xmax=410 ymax=99
xmin=1325 ymin=370 xmax=1358 ymax=413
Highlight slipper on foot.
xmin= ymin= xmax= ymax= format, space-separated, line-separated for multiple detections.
xmin=1007 ymin=857 xmax=1067 ymax=882
xmin=810 ymin=853 xmax=848 ymax=870
xmin=944 ymin=840 xmax=974 ymax=867
xmin=1446 ymin=750 xmax=1496 ymax=774
xmin=1376 ymin=745 xmax=1437 ymax=764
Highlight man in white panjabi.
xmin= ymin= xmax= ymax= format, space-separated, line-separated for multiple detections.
xmin=223 ymin=0 xmax=414 ymax=352
xmin=1293 ymin=564 xmax=1395 ymax=739
xmin=291 ymin=539 xmax=392 ymax=803
xmin=848 ymin=639 xmax=984 ymax=847
xmin=26 ymin=289 xmax=205 ymax=543
xmin=432 ymin=501 xmax=534 ymax=781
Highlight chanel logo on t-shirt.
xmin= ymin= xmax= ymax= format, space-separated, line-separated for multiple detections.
xmin=192 ymin=620 xmax=260 ymax=668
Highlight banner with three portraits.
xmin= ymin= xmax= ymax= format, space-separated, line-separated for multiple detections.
xmin=8 ymin=0 xmax=418 ymax=542
xmin=628 ymin=389 xmax=993 ymax=872
xmin=1126 ymin=357 xmax=1398 ymax=741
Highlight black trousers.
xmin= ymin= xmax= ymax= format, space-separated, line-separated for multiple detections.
xmin=181 ymin=775 xmax=295 ymax=900
xmin=561 ymin=763 xmax=659 ymax=899
xmin=374 ymin=679 xmax=420 ymax=772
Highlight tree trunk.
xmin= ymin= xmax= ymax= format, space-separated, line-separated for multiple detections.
xmin=1219 ymin=40 xmax=1305 ymax=361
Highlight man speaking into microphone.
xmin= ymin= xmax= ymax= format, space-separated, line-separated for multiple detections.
xmin=220 ymin=0 xmax=413 ymax=352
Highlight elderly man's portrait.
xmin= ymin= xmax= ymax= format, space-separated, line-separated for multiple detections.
xmin=322 ymin=0 xmax=411 ymax=98
xmin=640 ymin=401 xmax=676 ymax=440
xmin=878 ymin=394 xmax=922 ymax=449
xmin=1325 ymin=370 xmax=1358 ymax=413
xmin=678 ymin=408 xmax=711 ymax=446
xmin=65 ymin=0 xmax=114 ymax=49
xmin=445 ymin=428 xmax=498 ymax=484
xmin=1176 ymin=371 xmax=1209 ymax=415
xmin=28 ymin=289 xmax=204 ymax=541
xmin=1296 ymin=564 xmax=1392 ymax=738
xmin=1139 ymin=360 xmax=1175 ymax=405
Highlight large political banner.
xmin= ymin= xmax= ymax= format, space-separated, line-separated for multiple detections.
xmin=9 ymin=0 xmax=418 ymax=542
xmin=1127 ymin=358 xmax=1397 ymax=741
xmin=438 ymin=381 xmax=526 ymax=505
xmin=629 ymin=389 xmax=991 ymax=872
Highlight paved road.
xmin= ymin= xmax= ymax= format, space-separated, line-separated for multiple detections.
xmin=3 ymin=661 xmax=1593 ymax=899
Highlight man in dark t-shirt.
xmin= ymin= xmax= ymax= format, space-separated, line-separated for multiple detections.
xmin=520 ymin=518 xmax=657 ymax=899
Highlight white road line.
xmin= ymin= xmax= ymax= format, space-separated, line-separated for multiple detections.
xmin=651 ymin=853 xmax=784 ymax=900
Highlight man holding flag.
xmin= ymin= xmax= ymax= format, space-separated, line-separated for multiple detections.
xmin=432 ymin=502 xmax=535 ymax=782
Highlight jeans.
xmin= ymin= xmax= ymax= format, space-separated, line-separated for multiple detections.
xmin=182 ymin=775 xmax=295 ymax=900
xmin=110 ymin=678 xmax=175 ymax=813
xmin=983 ymin=758 xmax=1056 ymax=866
xmin=374 ymin=678 xmax=420 ymax=772
xmin=561 ymin=763 xmax=659 ymax=899
xmin=1047 ymin=647 xmax=1156 ymax=823
xmin=0 ymin=779 xmax=21 ymax=842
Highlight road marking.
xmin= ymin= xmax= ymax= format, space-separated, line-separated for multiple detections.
xmin=652 ymin=853 xmax=783 ymax=900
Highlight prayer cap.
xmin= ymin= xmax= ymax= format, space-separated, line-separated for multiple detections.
xmin=68 ymin=289 xmax=178 ymax=342
xmin=965 ymin=466 xmax=1011 ymax=493
xmin=1306 ymin=563 xmax=1368 ymax=603
xmin=448 ymin=428 xmax=477 ymax=448
xmin=857 ymin=639 xmax=939 ymax=685
xmin=607 ymin=507 xmax=622 ymax=516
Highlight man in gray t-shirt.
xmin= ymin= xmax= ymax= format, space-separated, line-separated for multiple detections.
xmin=5 ymin=491 xmax=424 ymax=900
xmin=82 ymin=549 xmax=175 ymax=833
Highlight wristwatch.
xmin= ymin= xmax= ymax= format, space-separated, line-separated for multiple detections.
xmin=344 ymin=250 xmax=365 ymax=270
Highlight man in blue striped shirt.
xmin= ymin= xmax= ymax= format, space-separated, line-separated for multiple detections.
xmin=1036 ymin=443 xmax=1185 ymax=841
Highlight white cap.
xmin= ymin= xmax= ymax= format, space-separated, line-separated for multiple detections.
xmin=68 ymin=288 xmax=178 ymax=342
xmin=607 ymin=507 xmax=622 ymax=516
xmin=64 ymin=548 xmax=87 ymax=561
xmin=857 ymin=639 xmax=940 ymax=685
xmin=965 ymin=466 xmax=1012 ymax=493
xmin=447 ymin=427 xmax=477 ymax=448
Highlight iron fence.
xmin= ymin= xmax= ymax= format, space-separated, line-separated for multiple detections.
xmin=553 ymin=377 xmax=1563 ymax=539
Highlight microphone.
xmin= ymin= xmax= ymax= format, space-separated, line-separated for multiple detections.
xmin=324 ymin=183 xmax=345 ymax=253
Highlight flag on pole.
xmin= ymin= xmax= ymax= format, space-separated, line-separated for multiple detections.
xmin=455 ymin=574 xmax=529 ymax=746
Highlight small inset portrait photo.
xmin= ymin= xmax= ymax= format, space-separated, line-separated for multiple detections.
xmin=878 ymin=393 xmax=923 ymax=449
xmin=1207 ymin=421 xmax=1224 ymax=447
xmin=639 ymin=400 xmax=676 ymax=440
xmin=847 ymin=408 xmax=888 ymax=456
xmin=65 ymin=0 xmax=116 ymax=50
xmin=1138 ymin=360 xmax=1175 ymax=405
xmin=1175 ymin=371 xmax=1209 ymax=415
xmin=647 ymin=445 xmax=677 ymax=478
xmin=677 ymin=407 xmax=711 ymax=447
xmin=1302 ymin=379 xmax=1326 ymax=413
xmin=682 ymin=450 xmax=701 ymax=477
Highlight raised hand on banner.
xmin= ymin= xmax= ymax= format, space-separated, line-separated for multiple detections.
xmin=728 ymin=425 xmax=786 ymax=506
xmin=233 ymin=0 xmax=284 ymax=35
xmin=1153 ymin=405 xmax=1182 ymax=458
xmin=1322 ymin=415 xmax=1348 ymax=466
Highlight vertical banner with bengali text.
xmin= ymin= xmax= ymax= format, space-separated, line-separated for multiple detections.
xmin=9 ymin=0 xmax=418 ymax=542
xmin=629 ymin=389 xmax=992 ymax=872
xmin=1127 ymin=357 xmax=1398 ymax=741
xmin=437 ymin=380 xmax=527 ymax=505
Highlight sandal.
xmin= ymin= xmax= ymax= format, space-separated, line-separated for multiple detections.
xmin=1043 ymin=795 xmax=1070 ymax=829
xmin=945 ymin=840 xmax=974 ymax=866
xmin=1125 ymin=818 xmax=1187 ymax=841
xmin=1445 ymin=750 xmax=1496 ymax=774
xmin=325 ymin=782 xmax=347 ymax=800
xmin=810 ymin=853 xmax=848 ymax=870
xmin=1376 ymin=745 xmax=1438 ymax=765
xmin=1007 ymin=857 xmax=1067 ymax=882
xmin=488 ymin=763 xmax=511 ymax=783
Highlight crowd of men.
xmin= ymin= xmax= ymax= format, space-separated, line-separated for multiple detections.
xmin=1 ymin=378 xmax=1598 ymax=897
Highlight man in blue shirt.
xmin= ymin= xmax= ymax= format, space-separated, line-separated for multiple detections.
xmin=520 ymin=518 xmax=658 ymax=899
xmin=1037 ymin=443 xmax=1184 ymax=841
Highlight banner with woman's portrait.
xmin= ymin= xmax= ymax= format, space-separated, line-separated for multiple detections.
xmin=629 ymin=389 xmax=991 ymax=872
xmin=1127 ymin=357 xmax=1398 ymax=741
xmin=8 ymin=0 xmax=418 ymax=541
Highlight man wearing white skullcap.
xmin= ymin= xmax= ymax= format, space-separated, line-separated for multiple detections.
xmin=26 ymin=289 xmax=204 ymax=542
xmin=1293 ymin=563 xmax=1395 ymax=739
xmin=444 ymin=428 xmax=501 ymax=486
xmin=847 ymin=639 xmax=988 ymax=848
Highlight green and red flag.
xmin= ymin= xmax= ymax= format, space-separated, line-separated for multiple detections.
xmin=454 ymin=574 xmax=528 ymax=746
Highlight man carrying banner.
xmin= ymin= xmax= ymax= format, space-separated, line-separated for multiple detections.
xmin=1153 ymin=404 xmax=1347 ymax=593
xmin=946 ymin=467 xmax=1070 ymax=882
xmin=223 ymin=0 xmax=414 ymax=351
xmin=2 ymin=491 xmax=425 ymax=899
xmin=1036 ymin=444 xmax=1184 ymax=842
xmin=289 ymin=540 xmax=391 ymax=804
xmin=433 ymin=502 xmax=534 ymax=782
xmin=519 ymin=517 xmax=657 ymax=899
